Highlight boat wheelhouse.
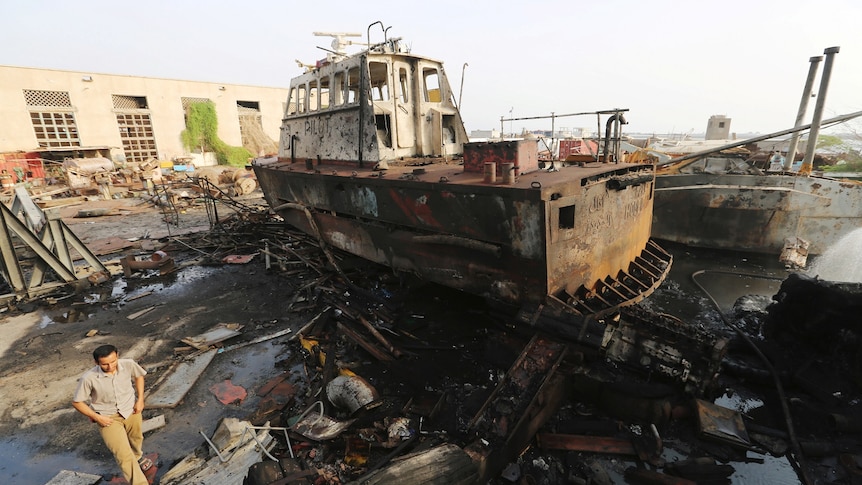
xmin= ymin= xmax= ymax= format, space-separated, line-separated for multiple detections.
xmin=253 ymin=29 xmax=671 ymax=315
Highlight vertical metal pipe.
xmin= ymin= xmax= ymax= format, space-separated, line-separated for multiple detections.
xmin=458 ymin=63 xmax=467 ymax=109
xmin=783 ymin=55 xmax=822 ymax=170
xmin=550 ymin=112 xmax=556 ymax=160
xmin=596 ymin=114 xmax=602 ymax=162
xmin=801 ymin=46 xmax=840 ymax=173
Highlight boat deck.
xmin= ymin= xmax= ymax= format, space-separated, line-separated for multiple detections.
xmin=261 ymin=156 xmax=651 ymax=192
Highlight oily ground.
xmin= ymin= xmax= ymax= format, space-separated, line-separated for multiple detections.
xmin=0 ymin=194 xmax=313 ymax=484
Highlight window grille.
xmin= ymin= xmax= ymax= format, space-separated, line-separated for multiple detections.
xmin=30 ymin=112 xmax=80 ymax=148
xmin=116 ymin=113 xmax=158 ymax=163
xmin=23 ymin=89 xmax=72 ymax=108
xmin=112 ymin=95 xmax=148 ymax=110
xmin=181 ymin=97 xmax=211 ymax=111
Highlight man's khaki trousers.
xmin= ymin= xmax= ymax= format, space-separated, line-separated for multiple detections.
xmin=99 ymin=412 xmax=146 ymax=485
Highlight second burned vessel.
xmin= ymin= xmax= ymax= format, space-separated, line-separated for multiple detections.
xmin=252 ymin=28 xmax=671 ymax=316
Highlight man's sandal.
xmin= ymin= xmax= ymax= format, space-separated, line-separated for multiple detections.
xmin=138 ymin=456 xmax=154 ymax=472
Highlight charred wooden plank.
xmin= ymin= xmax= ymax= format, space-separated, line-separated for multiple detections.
xmin=348 ymin=443 xmax=478 ymax=485
xmin=536 ymin=433 xmax=637 ymax=455
xmin=337 ymin=322 xmax=394 ymax=361
xmin=358 ymin=315 xmax=402 ymax=358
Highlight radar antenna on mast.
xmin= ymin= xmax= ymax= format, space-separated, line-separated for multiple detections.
xmin=312 ymin=32 xmax=363 ymax=60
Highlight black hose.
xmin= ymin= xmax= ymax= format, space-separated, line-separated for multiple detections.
xmin=691 ymin=269 xmax=812 ymax=485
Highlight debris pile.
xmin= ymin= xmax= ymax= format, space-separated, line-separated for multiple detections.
xmin=114 ymin=216 xmax=726 ymax=484
xmin=24 ymin=188 xmax=862 ymax=484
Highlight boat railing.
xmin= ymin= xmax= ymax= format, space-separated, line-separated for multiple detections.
xmin=499 ymin=109 xmax=630 ymax=163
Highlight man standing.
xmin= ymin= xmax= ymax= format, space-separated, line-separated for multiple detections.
xmin=73 ymin=344 xmax=152 ymax=485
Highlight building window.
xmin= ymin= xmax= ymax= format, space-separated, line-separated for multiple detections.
xmin=181 ymin=97 xmax=211 ymax=112
xmin=116 ymin=114 xmax=157 ymax=163
xmin=112 ymin=95 xmax=148 ymax=110
xmin=114 ymin=95 xmax=158 ymax=163
xmin=29 ymin=112 xmax=80 ymax=148
xmin=24 ymin=89 xmax=71 ymax=108
xmin=23 ymin=89 xmax=81 ymax=148
xmin=237 ymin=101 xmax=276 ymax=155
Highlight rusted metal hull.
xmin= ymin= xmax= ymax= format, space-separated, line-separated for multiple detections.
xmin=653 ymin=173 xmax=862 ymax=255
xmin=256 ymin=35 xmax=670 ymax=312
xmin=254 ymin=157 xmax=671 ymax=309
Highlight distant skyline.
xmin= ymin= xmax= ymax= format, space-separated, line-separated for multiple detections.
xmin=3 ymin=0 xmax=861 ymax=137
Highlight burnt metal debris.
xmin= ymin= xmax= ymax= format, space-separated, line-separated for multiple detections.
xmin=78 ymin=195 xmax=845 ymax=485
xmin=252 ymin=32 xmax=672 ymax=313
xmin=6 ymin=170 xmax=862 ymax=484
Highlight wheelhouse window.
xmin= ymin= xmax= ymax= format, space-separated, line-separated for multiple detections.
xmin=369 ymin=61 xmax=390 ymax=101
xmin=398 ymin=67 xmax=409 ymax=103
xmin=423 ymin=67 xmax=441 ymax=102
xmin=321 ymin=76 xmax=332 ymax=109
xmin=309 ymin=80 xmax=319 ymax=111
xmin=333 ymin=71 xmax=346 ymax=106
xmin=287 ymin=87 xmax=299 ymax=115
xmin=297 ymin=85 xmax=307 ymax=113
xmin=347 ymin=67 xmax=360 ymax=104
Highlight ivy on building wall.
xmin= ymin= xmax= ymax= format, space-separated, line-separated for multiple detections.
xmin=181 ymin=101 xmax=252 ymax=167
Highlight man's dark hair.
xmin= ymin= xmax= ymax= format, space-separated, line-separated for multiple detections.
xmin=93 ymin=344 xmax=118 ymax=361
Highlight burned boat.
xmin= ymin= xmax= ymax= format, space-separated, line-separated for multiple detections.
xmin=252 ymin=28 xmax=671 ymax=313
xmin=647 ymin=111 xmax=862 ymax=259
xmin=647 ymin=47 xmax=862 ymax=260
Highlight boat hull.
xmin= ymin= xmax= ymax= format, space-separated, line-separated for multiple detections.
xmin=254 ymin=159 xmax=671 ymax=309
xmin=653 ymin=173 xmax=862 ymax=254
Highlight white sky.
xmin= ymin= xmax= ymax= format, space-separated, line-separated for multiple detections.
xmin=4 ymin=0 xmax=861 ymax=136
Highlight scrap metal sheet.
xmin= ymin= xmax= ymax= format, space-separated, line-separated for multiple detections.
xmin=44 ymin=470 xmax=102 ymax=485
xmin=147 ymin=350 xmax=217 ymax=409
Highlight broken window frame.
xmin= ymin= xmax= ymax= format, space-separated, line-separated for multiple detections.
xmin=558 ymin=204 xmax=576 ymax=230
xmin=369 ymin=61 xmax=390 ymax=102
xmin=287 ymin=87 xmax=299 ymax=115
xmin=347 ymin=67 xmax=360 ymax=104
xmin=237 ymin=101 xmax=266 ymax=152
xmin=297 ymin=85 xmax=307 ymax=114
xmin=423 ymin=67 xmax=441 ymax=103
xmin=333 ymin=71 xmax=346 ymax=107
xmin=319 ymin=76 xmax=331 ymax=110
xmin=398 ymin=67 xmax=410 ymax=103
xmin=308 ymin=80 xmax=319 ymax=112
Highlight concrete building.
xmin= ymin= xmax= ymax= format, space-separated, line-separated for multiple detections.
xmin=0 ymin=65 xmax=290 ymax=171
xmin=704 ymin=114 xmax=732 ymax=140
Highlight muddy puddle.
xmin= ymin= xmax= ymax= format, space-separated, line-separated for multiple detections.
xmin=0 ymin=436 xmax=105 ymax=484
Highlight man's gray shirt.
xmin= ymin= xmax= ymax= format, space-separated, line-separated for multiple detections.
xmin=74 ymin=359 xmax=147 ymax=418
